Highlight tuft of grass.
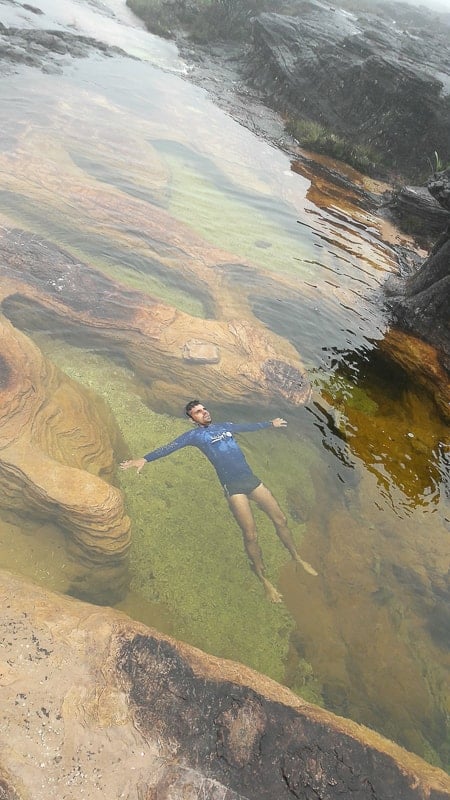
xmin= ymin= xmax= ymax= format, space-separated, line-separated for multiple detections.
xmin=426 ymin=150 xmax=450 ymax=175
xmin=286 ymin=117 xmax=382 ymax=176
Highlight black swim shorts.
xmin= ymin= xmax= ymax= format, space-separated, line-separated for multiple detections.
xmin=223 ymin=473 xmax=262 ymax=498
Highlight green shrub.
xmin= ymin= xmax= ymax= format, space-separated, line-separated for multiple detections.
xmin=285 ymin=117 xmax=382 ymax=176
xmin=426 ymin=150 xmax=450 ymax=174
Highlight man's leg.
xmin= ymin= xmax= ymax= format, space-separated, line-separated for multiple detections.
xmin=227 ymin=493 xmax=282 ymax=602
xmin=249 ymin=483 xmax=318 ymax=577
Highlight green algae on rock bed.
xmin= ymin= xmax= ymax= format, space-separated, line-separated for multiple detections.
xmin=155 ymin=141 xmax=320 ymax=278
xmin=32 ymin=335 xmax=319 ymax=684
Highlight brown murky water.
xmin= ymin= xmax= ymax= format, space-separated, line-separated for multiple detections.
xmin=0 ymin=0 xmax=448 ymax=770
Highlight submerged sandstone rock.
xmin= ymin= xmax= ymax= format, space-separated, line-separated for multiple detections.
xmin=0 ymin=228 xmax=311 ymax=411
xmin=0 ymin=316 xmax=131 ymax=601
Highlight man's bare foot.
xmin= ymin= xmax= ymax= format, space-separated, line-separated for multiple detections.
xmin=294 ymin=554 xmax=318 ymax=577
xmin=262 ymin=578 xmax=283 ymax=603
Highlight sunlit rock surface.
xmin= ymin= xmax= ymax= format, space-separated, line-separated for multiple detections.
xmin=386 ymin=186 xmax=450 ymax=240
xmin=0 ymin=316 xmax=131 ymax=597
xmin=0 ymin=228 xmax=311 ymax=410
xmin=0 ymin=570 xmax=449 ymax=800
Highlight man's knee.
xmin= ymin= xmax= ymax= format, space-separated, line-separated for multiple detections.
xmin=273 ymin=510 xmax=287 ymax=528
xmin=243 ymin=527 xmax=258 ymax=544
xmin=267 ymin=496 xmax=287 ymax=527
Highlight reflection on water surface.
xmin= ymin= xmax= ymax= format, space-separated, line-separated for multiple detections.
xmin=0 ymin=2 xmax=448 ymax=772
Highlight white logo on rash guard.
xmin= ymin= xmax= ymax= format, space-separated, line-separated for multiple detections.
xmin=210 ymin=432 xmax=233 ymax=444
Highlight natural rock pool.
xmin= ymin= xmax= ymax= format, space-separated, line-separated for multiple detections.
xmin=0 ymin=0 xmax=448 ymax=771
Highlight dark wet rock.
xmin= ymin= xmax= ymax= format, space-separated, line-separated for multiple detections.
xmin=383 ymin=169 xmax=450 ymax=384
xmin=386 ymin=166 xmax=450 ymax=244
xmin=389 ymin=244 xmax=423 ymax=280
xmin=0 ymin=23 xmax=128 ymax=74
xmin=428 ymin=167 xmax=450 ymax=213
xmin=384 ymin=185 xmax=450 ymax=241
xmin=262 ymin=358 xmax=312 ymax=405
xmin=22 ymin=3 xmax=44 ymax=13
xmin=119 ymin=627 xmax=450 ymax=800
xmin=244 ymin=1 xmax=450 ymax=179
xmin=381 ymin=172 xmax=449 ymax=414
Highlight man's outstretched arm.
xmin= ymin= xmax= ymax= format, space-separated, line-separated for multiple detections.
xmin=229 ymin=418 xmax=287 ymax=433
xmin=120 ymin=430 xmax=194 ymax=474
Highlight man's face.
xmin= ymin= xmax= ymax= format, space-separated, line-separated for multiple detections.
xmin=188 ymin=404 xmax=212 ymax=426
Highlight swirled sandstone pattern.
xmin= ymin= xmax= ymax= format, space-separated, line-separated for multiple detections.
xmin=0 ymin=316 xmax=130 ymax=587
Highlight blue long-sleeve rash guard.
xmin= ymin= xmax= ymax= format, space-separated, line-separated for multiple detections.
xmin=143 ymin=421 xmax=272 ymax=487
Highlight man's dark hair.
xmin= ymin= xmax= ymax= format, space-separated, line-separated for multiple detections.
xmin=185 ymin=399 xmax=200 ymax=418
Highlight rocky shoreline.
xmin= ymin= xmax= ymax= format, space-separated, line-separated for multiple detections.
xmin=1 ymin=570 xmax=449 ymax=800
xmin=128 ymin=0 xmax=450 ymax=179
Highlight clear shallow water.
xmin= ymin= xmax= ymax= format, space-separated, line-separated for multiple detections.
xmin=0 ymin=0 xmax=449 ymax=770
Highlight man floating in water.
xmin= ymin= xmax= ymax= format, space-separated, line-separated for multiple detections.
xmin=120 ymin=400 xmax=317 ymax=603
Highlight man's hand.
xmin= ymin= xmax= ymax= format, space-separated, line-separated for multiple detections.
xmin=271 ymin=418 xmax=287 ymax=428
xmin=120 ymin=458 xmax=147 ymax=474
